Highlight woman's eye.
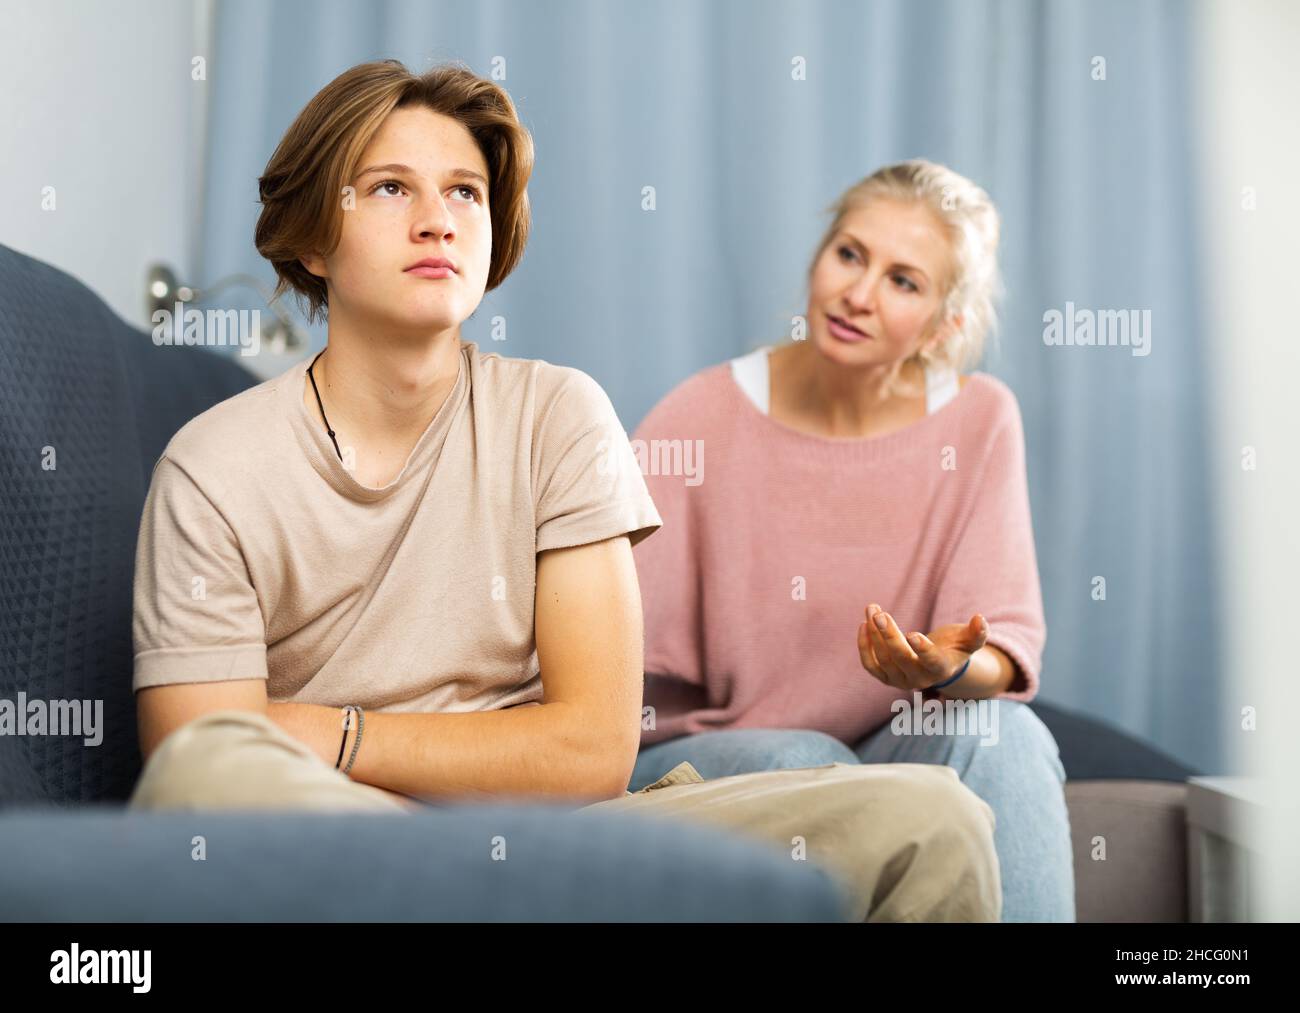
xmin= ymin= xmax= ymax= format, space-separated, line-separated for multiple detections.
xmin=370 ymin=179 xmax=406 ymax=197
xmin=451 ymin=184 xmax=482 ymax=203
xmin=837 ymin=246 xmax=858 ymax=263
xmin=894 ymin=275 xmax=918 ymax=292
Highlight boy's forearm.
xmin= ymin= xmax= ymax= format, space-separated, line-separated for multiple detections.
xmin=267 ymin=700 xmax=628 ymax=803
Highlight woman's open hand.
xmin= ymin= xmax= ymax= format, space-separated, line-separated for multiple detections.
xmin=857 ymin=603 xmax=988 ymax=691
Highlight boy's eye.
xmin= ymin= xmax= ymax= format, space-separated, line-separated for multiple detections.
xmin=368 ymin=180 xmax=483 ymax=203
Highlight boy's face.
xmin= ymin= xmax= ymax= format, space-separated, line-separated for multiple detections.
xmin=302 ymin=105 xmax=492 ymax=341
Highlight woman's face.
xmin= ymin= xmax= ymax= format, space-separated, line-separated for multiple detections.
xmin=302 ymin=106 xmax=492 ymax=340
xmin=806 ymin=198 xmax=956 ymax=371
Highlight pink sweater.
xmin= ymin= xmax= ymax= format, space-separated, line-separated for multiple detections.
xmin=630 ymin=360 xmax=1046 ymax=748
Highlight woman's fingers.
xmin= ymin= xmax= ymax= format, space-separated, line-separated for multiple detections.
xmin=872 ymin=605 xmax=918 ymax=665
xmin=860 ymin=609 xmax=899 ymax=687
xmin=906 ymin=631 xmax=950 ymax=681
xmin=864 ymin=604 xmax=991 ymax=690
xmin=876 ymin=609 xmax=917 ymax=660
xmin=862 ymin=607 xmax=891 ymax=685
xmin=858 ymin=618 xmax=891 ymax=685
xmin=904 ymin=634 xmax=956 ymax=691
xmin=870 ymin=604 xmax=949 ymax=690
xmin=866 ymin=605 xmax=911 ymax=687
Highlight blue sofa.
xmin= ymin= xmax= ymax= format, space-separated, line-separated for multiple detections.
xmin=0 ymin=242 xmax=1200 ymax=922
xmin=0 ymin=243 xmax=849 ymax=922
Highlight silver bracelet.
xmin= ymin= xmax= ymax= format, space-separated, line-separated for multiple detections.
xmin=342 ymin=705 xmax=365 ymax=776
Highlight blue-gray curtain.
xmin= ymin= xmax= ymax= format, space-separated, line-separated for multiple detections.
xmin=200 ymin=0 xmax=1222 ymax=774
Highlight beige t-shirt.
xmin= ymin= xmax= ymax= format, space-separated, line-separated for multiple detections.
xmin=131 ymin=339 xmax=663 ymax=713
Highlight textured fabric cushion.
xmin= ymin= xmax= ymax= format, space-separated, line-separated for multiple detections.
xmin=0 ymin=243 xmax=257 ymax=805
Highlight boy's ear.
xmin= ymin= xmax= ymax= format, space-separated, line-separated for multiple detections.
xmin=299 ymin=252 xmax=326 ymax=279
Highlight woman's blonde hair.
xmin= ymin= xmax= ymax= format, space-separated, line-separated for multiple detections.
xmin=806 ymin=158 xmax=1003 ymax=375
xmin=255 ymin=59 xmax=535 ymax=325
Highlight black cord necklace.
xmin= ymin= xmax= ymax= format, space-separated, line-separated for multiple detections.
xmin=307 ymin=349 xmax=344 ymax=462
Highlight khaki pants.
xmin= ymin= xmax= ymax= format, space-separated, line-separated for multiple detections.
xmin=129 ymin=709 xmax=1001 ymax=922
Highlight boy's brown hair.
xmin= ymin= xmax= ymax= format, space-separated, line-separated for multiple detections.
xmin=255 ymin=59 xmax=534 ymax=324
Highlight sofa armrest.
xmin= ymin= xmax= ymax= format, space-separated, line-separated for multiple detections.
xmin=1065 ymin=780 xmax=1189 ymax=922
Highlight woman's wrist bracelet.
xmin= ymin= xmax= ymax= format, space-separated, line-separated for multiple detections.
xmin=931 ymin=657 xmax=971 ymax=691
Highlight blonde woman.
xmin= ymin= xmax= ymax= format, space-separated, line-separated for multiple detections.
xmin=629 ymin=161 xmax=1075 ymax=922
xmin=126 ymin=63 xmax=1003 ymax=922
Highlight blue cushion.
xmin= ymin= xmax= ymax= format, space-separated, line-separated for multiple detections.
xmin=0 ymin=803 xmax=849 ymax=921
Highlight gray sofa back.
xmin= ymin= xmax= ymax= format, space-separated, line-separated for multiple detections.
xmin=0 ymin=244 xmax=257 ymax=805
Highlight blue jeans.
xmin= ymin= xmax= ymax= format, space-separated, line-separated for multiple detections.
xmin=630 ymin=700 xmax=1075 ymax=922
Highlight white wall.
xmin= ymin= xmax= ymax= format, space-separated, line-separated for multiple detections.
xmin=1194 ymin=0 xmax=1300 ymax=919
xmin=0 ymin=0 xmax=213 ymax=331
